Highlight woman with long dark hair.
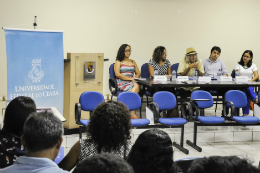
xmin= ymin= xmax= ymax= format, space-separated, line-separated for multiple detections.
xmin=127 ymin=129 xmax=174 ymax=173
xmin=235 ymin=50 xmax=259 ymax=116
xmin=0 ymin=96 xmax=36 ymax=168
xmin=59 ymin=100 xmax=133 ymax=172
xmin=114 ymin=44 xmax=141 ymax=119
xmin=148 ymin=46 xmax=172 ymax=77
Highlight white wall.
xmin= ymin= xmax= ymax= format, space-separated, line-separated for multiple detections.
xmin=1 ymin=0 xmax=260 ymax=110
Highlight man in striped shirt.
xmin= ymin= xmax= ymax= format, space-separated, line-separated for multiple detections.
xmin=203 ymin=46 xmax=228 ymax=77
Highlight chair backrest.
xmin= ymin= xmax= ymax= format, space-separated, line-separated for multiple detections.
xmin=109 ymin=63 xmax=116 ymax=78
xmin=171 ymin=63 xmax=179 ymax=72
xmin=191 ymin=90 xmax=213 ymax=109
xmin=141 ymin=63 xmax=150 ymax=78
xmin=80 ymin=91 xmax=105 ymax=111
xmin=153 ymin=91 xmax=176 ymax=110
xmin=117 ymin=92 xmax=141 ymax=111
xmin=225 ymin=90 xmax=247 ymax=108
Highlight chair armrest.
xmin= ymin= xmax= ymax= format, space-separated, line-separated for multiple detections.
xmin=180 ymin=102 xmax=193 ymax=121
xmin=75 ymin=103 xmax=81 ymax=125
xmin=148 ymin=102 xmax=160 ymax=123
xmin=109 ymin=78 xmax=118 ymax=94
xmin=190 ymin=100 xmax=200 ymax=119
xmin=190 ymin=99 xmax=210 ymax=101
xmin=223 ymin=101 xmax=235 ymax=118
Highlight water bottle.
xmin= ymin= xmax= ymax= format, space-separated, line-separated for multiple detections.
xmin=172 ymin=70 xmax=176 ymax=80
xmin=217 ymin=69 xmax=222 ymax=80
xmin=235 ymin=69 xmax=239 ymax=77
xmin=154 ymin=68 xmax=158 ymax=77
xmin=193 ymin=69 xmax=198 ymax=81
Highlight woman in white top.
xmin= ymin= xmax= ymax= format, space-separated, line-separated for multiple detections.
xmin=235 ymin=50 xmax=259 ymax=116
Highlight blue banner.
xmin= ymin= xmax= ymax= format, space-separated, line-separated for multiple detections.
xmin=5 ymin=29 xmax=64 ymax=115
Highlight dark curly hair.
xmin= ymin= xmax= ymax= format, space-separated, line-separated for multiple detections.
xmin=188 ymin=156 xmax=259 ymax=173
xmin=127 ymin=129 xmax=174 ymax=173
xmin=73 ymin=153 xmax=134 ymax=173
xmin=116 ymin=44 xmax=131 ymax=62
xmin=152 ymin=46 xmax=166 ymax=64
xmin=86 ymin=100 xmax=132 ymax=151
xmin=238 ymin=50 xmax=253 ymax=68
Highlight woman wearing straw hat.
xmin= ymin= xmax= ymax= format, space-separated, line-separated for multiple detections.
xmin=177 ymin=47 xmax=204 ymax=97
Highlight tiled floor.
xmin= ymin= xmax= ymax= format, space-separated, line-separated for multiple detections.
xmin=63 ymin=107 xmax=260 ymax=168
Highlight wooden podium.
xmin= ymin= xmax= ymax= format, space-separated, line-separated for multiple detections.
xmin=63 ymin=53 xmax=104 ymax=129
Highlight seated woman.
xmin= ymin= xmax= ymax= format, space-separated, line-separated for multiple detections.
xmin=114 ymin=44 xmax=141 ymax=119
xmin=59 ymin=100 xmax=132 ymax=172
xmin=148 ymin=46 xmax=178 ymax=117
xmin=0 ymin=96 xmax=36 ymax=168
xmin=127 ymin=129 xmax=174 ymax=173
xmin=235 ymin=50 xmax=259 ymax=116
xmin=148 ymin=46 xmax=172 ymax=78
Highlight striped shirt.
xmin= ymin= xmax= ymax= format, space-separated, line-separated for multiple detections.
xmin=203 ymin=58 xmax=228 ymax=77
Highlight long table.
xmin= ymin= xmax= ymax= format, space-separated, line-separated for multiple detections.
xmin=135 ymin=78 xmax=260 ymax=88
xmin=136 ymin=78 xmax=260 ymax=115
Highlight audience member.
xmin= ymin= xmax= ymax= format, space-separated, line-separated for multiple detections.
xmin=0 ymin=96 xmax=36 ymax=168
xmin=114 ymin=44 xmax=141 ymax=119
xmin=1 ymin=111 xmax=69 ymax=173
xmin=177 ymin=47 xmax=204 ymax=97
xmin=127 ymin=129 xmax=174 ymax=173
xmin=188 ymin=156 xmax=260 ymax=173
xmin=59 ymin=100 xmax=132 ymax=171
xmin=72 ymin=153 xmax=134 ymax=173
xmin=235 ymin=50 xmax=259 ymax=116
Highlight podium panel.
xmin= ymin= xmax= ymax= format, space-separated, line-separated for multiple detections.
xmin=63 ymin=53 xmax=104 ymax=129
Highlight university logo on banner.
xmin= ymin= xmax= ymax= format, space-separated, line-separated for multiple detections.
xmin=4 ymin=28 xmax=64 ymax=115
xmin=28 ymin=59 xmax=44 ymax=83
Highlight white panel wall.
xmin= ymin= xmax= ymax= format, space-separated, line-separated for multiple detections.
xmin=1 ymin=0 xmax=260 ymax=110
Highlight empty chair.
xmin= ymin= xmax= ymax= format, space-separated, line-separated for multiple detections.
xmin=150 ymin=91 xmax=190 ymax=154
xmin=118 ymin=92 xmax=150 ymax=127
xmin=140 ymin=63 xmax=152 ymax=104
xmin=186 ymin=90 xmax=225 ymax=152
xmin=75 ymin=91 xmax=104 ymax=139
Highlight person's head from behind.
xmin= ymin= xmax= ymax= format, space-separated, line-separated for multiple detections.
xmin=210 ymin=46 xmax=221 ymax=62
xmin=188 ymin=156 xmax=260 ymax=173
xmin=239 ymin=50 xmax=253 ymax=68
xmin=73 ymin=153 xmax=134 ymax=173
xmin=152 ymin=46 xmax=167 ymax=64
xmin=3 ymin=96 xmax=36 ymax=136
xmin=116 ymin=44 xmax=131 ymax=61
xmin=127 ymin=129 xmax=173 ymax=173
xmin=87 ymin=100 xmax=131 ymax=150
xmin=22 ymin=111 xmax=63 ymax=160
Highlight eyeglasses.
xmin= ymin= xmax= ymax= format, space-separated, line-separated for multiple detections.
xmin=125 ymin=50 xmax=132 ymax=53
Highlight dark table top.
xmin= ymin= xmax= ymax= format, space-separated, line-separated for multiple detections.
xmin=135 ymin=78 xmax=260 ymax=88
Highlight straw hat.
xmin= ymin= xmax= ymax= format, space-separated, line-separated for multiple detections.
xmin=185 ymin=47 xmax=198 ymax=55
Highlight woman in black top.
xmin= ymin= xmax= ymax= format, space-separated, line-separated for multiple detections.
xmin=0 ymin=96 xmax=36 ymax=168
